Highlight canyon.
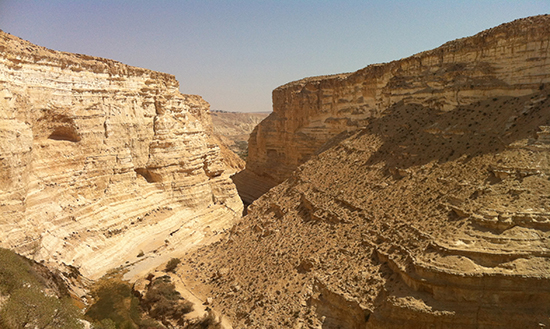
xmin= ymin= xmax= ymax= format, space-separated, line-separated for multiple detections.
xmin=0 ymin=30 xmax=242 ymax=280
xmin=0 ymin=14 xmax=549 ymax=329
xmin=182 ymin=15 xmax=550 ymax=328
xmin=211 ymin=110 xmax=270 ymax=162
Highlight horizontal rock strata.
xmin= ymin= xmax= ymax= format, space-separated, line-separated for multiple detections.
xmin=240 ymin=15 xmax=550 ymax=203
xmin=183 ymin=16 xmax=550 ymax=328
xmin=210 ymin=111 xmax=270 ymax=176
xmin=211 ymin=111 xmax=270 ymax=156
xmin=189 ymin=86 xmax=550 ymax=329
xmin=0 ymin=31 xmax=242 ymax=278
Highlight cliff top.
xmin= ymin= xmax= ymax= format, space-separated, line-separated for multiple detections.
xmin=0 ymin=29 xmax=177 ymax=83
xmin=277 ymin=14 xmax=550 ymax=90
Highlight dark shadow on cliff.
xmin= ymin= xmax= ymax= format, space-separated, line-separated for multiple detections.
xmin=234 ymin=89 xmax=550 ymax=209
xmin=231 ymin=169 xmax=279 ymax=212
xmin=347 ymin=89 xmax=550 ymax=171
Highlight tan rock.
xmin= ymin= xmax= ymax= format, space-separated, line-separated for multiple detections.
xmin=240 ymin=15 xmax=550 ymax=202
xmin=0 ymin=30 xmax=243 ymax=279
xmin=211 ymin=110 xmax=269 ymax=159
xmin=182 ymin=16 xmax=550 ymax=329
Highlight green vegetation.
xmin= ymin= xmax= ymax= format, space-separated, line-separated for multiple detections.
xmin=142 ymin=276 xmax=193 ymax=326
xmin=234 ymin=140 xmax=249 ymax=160
xmin=0 ymin=249 xmax=221 ymax=329
xmin=0 ymin=248 xmax=83 ymax=329
xmin=85 ymin=270 xmax=163 ymax=329
xmin=85 ymin=271 xmax=223 ymax=329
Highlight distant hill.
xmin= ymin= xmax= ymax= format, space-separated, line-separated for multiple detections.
xmin=211 ymin=111 xmax=270 ymax=160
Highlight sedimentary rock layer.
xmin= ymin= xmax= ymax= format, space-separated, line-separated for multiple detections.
xmin=0 ymin=31 xmax=242 ymax=278
xmin=240 ymin=15 xmax=550 ymax=203
xmin=189 ymin=81 xmax=550 ymax=329
xmin=183 ymin=16 xmax=550 ymax=328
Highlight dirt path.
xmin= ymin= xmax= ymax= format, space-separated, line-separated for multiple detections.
xmin=167 ymin=271 xmax=208 ymax=319
xmin=125 ymin=239 xmax=233 ymax=328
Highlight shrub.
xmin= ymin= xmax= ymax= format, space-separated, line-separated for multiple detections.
xmin=0 ymin=248 xmax=83 ymax=329
xmin=85 ymin=270 xmax=163 ymax=329
xmin=86 ymin=271 xmax=199 ymax=329
xmin=165 ymin=258 xmax=181 ymax=273
xmin=142 ymin=277 xmax=193 ymax=325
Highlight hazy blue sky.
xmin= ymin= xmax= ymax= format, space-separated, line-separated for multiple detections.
xmin=1 ymin=1 xmax=549 ymax=112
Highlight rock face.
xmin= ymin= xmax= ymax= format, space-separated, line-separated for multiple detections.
xmin=0 ymin=31 xmax=242 ymax=278
xmin=183 ymin=16 xmax=550 ymax=328
xmin=239 ymin=15 xmax=550 ymax=203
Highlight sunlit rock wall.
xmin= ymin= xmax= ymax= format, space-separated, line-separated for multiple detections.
xmin=0 ymin=31 xmax=242 ymax=278
xmin=241 ymin=15 xmax=550 ymax=203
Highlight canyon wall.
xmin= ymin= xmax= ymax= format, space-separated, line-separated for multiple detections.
xmin=0 ymin=31 xmax=242 ymax=279
xmin=184 ymin=16 xmax=550 ymax=328
xmin=238 ymin=15 xmax=550 ymax=203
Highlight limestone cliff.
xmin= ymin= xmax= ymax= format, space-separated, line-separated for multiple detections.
xmin=182 ymin=16 xmax=550 ymax=328
xmin=238 ymin=15 xmax=550 ymax=203
xmin=0 ymin=31 xmax=242 ymax=279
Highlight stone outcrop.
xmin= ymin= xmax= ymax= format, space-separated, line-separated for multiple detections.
xmin=180 ymin=16 xmax=550 ymax=328
xmin=239 ymin=15 xmax=550 ymax=203
xmin=0 ymin=31 xmax=242 ymax=279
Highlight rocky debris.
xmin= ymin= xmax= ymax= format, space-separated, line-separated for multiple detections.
xmin=180 ymin=16 xmax=550 ymax=328
xmin=0 ymin=30 xmax=243 ymax=279
xmin=239 ymin=15 xmax=550 ymax=203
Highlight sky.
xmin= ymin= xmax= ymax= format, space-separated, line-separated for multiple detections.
xmin=1 ymin=1 xmax=549 ymax=113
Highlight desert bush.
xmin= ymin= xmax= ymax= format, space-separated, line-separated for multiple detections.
xmin=85 ymin=270 xmax=163 ymax=329
xmin=142 ymin=276 xmax=193 ymax=325
xmin=165 ymin=258 xmax=181 ymax=273
xmin=86 ymin=271 xmax=199 ymax=329
xmin=0 ymin=247 xmax=41 ymax=295
xmin=1 ymin=286 xmax=83 ymax=329
xmin=0 ymin=248 xmax=83 ymax=329
xmin=90 ymin=318 xmax=116 ymax=329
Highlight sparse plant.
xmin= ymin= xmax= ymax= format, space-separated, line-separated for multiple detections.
xmin=85 ymin=270 xmax=163 ymax=329
xmin=0 ymin=248 xmax=83 ymax=329
xmin=165 ymin=258 xmax=181 ymax=273
xmin=142 ymin=276 xmax=193 ymax=326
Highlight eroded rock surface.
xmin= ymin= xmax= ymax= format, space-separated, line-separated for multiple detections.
xmin=183 ymin=16 xmax=550 ymax=328
xmin=239 ymin=15 xmax=550 ymax=203
xmin=0 ymin=31 xmax=242 ymax=278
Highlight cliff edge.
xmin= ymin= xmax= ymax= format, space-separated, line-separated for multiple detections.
xmin=237 ymin=15 xmax=550 ymax=204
